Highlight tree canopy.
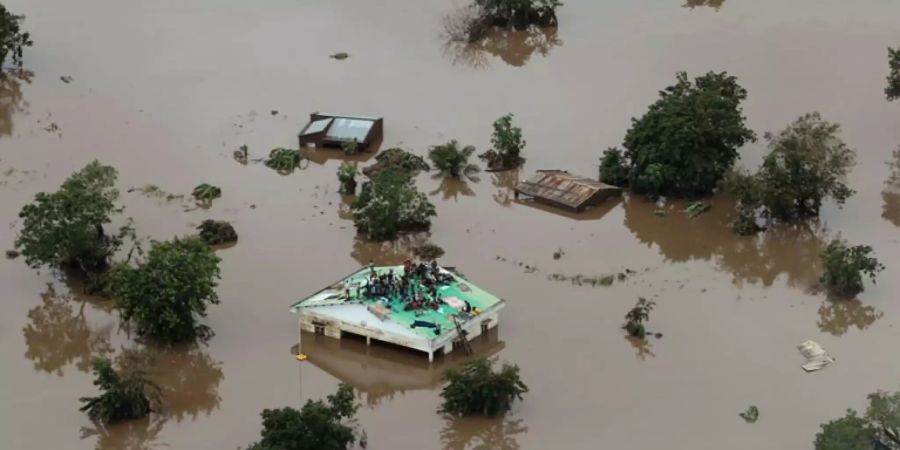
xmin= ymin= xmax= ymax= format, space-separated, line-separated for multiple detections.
xmin=247 ymin=384 xmax=361 ymax=450
xmin=0 ymin=4 xmax=32 ymax=69
xmin=485 ymin=114 xmax=526 ymax=170
xmin=815 ymin=389 xmax=900 ymax=449
xmin=820 ymin=239 xmax=884 ymax=298
xmin=887 ymin=46 xmax=900 ymax=101
xmin=79 ymin=357 xmax=160 ymax=424
xmin=16 ymin=161 xmax=133 ymax=276
xmin=351 ymin=171 xmax=437 ymax=241
xmin=111 ymin=237 xmax=221 ymax=343
xmin=439 ymin=357 xmax=528 ymax=417
xmin=429 ymin=140 xmax=480 ymax=179
xmin=616 ymin=71 xmax=756 ymax=197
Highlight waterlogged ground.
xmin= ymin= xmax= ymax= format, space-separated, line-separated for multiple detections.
xmin=1 ymin=0 xmax=899 ymax=448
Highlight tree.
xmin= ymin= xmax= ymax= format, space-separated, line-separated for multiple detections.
xmin=820 ymin=239 xmax=884 ymax=298
xmin=111 ymin=237 xmax=221 ymax=343
xmin=598 ymin=147 xmax=629 ymax=187
xmin=815 ymin=409 xmax=876 ymax=450
xmin=351 ymin=171 xmax=437 ymax=241
xmin=474 ymin=0 xmax=561 ymax=29
xmin=246 ymin=384 xmax=361 ymax=450
xmin=887 ymin=46 xmax=900 ymax=101
xmin=79 ymin=357 xmax=160 ymax=424
xmin=439 ymin=357 xmax=528 ymax=417
xmin=429 ymin=140 xmax=480 ymax=179
xmin=337 ymin=162 xmax=358 ymax=195
xmin=488 ymin=114 xmax=526 ymax=170
xmin=16 ymin=161 xmax=133 ymax=276
xmin=0 ymin=5 xmax=32 ymax=69
xmin=623 ymin=297 xmax=655 ymax=338
xmin=621 ymin=71 xmax=756 ymax=196
xmin=265 ymin=148 xmax=303 ymax=174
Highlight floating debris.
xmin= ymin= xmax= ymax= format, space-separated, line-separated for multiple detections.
xmin=798 ymin=340 xmax=834 ymax=372
xmin=412 ymin=243 xmax=445 ymax=260
xmin=553 ymin=248 xmax=564 ymax=260
xmin=684 ymin=201 xmax=711 ymax=218
xmin=60 ymin=75 xmax=73 ymax=84
xmin=739 ymin=405 xmax=759 ymax=423
xmin=548 ymin=269 xmax=635 ymax=287
xmin=5 ymin=249 xmax=20 ymax=259
xmin=233 ymin=145 xmax=249 ymax=164
xmin=270 ymin=110 xmax=279 ymax=116
xmin=129 ymin=184 xmax=184 ymax=202
xmin=330 ymin=52 xmax=349 ymax=60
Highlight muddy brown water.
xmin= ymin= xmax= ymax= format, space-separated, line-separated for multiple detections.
xmin=1 ymin=0 xmax=899 ymax=448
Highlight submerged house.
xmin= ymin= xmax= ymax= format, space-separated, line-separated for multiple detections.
xmin=514 ymin=170 xmax=622 ymax=212
xmin=297 ymin=113 xmax=383 ymax=152
xmin=291 ymin=264 xmax=504 ymax=362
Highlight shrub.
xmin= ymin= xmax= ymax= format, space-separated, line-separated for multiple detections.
xmin=362 ymin=148 xmax=430 ymax=178
xmin=0 ymin=5 xmax=32 ymax=69
xmin=192 ymin=183 xmax=222 ymax=205
xmin=429 ymin=140 xmax=479 ymax=178
xmin=337 ymin=162 xmax=358 ymax=195
xmin=351 ymin=171 xmax=436 ymax=241
xmin=887 ymin=46 xmax=900 ymax=101
xmin=815 ymin=409 xmax=876 ymax=450
xmin=341 ymin=139 xmax=359 ymax=155
xmin=598 ymin=147 xmax=629 ymax=187
xmin=440 ymin=358 xmax=528 ymax=416
xmin=265 ymin=148 xmax=304 ymax=174
xmin=485 ymin=114 xmax=525 ymax=170
xmin=79 ymin=357 xmax=160 ymax=424
xmin=820 ymin=239 xmax=884 ymax=298
xmin=197 ymin=220 xmax=238 ymax=245
xmin=623 ymin=297 xmax=655 ymax=338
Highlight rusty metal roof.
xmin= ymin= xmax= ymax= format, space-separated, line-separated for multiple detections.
xmin=515 ymin=170 xmax=619 ymax=210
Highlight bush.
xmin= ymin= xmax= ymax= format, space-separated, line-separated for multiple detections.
xmin=413 ymin=243 xmax=445 ymax=260
xmin=623 ymin=297 xmax=655 ymax=338
xmin=429 ymin=140 xmax=479 ymax=178
xmin=15 ymin=161 xmax=133 ymax=276
xmin=440 ymin=358 xmax=528 ymax=417
xmin=622 ymin=71 xmax=756 ymax=196
xmin=820 ymin=239 xmax=884 ymax=298
xmin=197 ymin=220 xmax=238 ymax=245
xmin=337 ymin=162 xmax=358 ymax=195
xmin=112 ymin=237 xmax=221 ymax=343
xmin=598 ymin=147 xmax=629 ymax=187
xmin=351 ymin=171 xmax=437 ymax=241
xmin=815 ymin=409 xmax=876 ymax=450
xmin=483 ymin=114 xmax=525 ymax=170
xmin=192 ymin=183 xmax=222 ymax=205
xmin=887 ymin=46 xmax=900 ymax=101
xmin=265 ymin=148 xmax=302 ymax=174
xmin=474 ymin=0 xmax=561 ymax=29
xmin=247 ymin=384 xmax=361 ymax=450
xmin=362 ymin=148 xmax=430 ymax=178
xmin=0 ymin=5 xmax=32 ymax=69
xmin=79 ymin=357 xmax=160 ymax=424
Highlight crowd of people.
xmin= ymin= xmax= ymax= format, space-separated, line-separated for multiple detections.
xmin=355 ymin=259 xmax=456 ymax=312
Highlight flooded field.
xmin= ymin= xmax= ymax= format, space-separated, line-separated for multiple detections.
xmin=1 ymin=0 xmax=899 ymax=448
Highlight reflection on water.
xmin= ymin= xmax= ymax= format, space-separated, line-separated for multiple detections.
xmin=817 ymin=299 xmax=883 ymax=336
xmin=683 ymin=0 xmax=725 ymax=10
xmin=303 ymin=146 xmax=378 ymax=166
xmin=80 ymin=416 xmax=164 ymax=450
xmin=440 ymin=415 xmax=527 ymax=450
xmin=514 ymin=196 xmax=621 ymax=221
xmin=624 ymin=198 xmax=825 ymax=287
xmin=445 ymin=27 xmax=562 ymax=68
xmin=883 ymin=148 xmax=900 ymax=227
xmin=23 ymin=284 xmax=113 ymax=375
xmin=491 ymin=170 xmax=520 ymax=206
xmin=301 ymin=328 xmax=505 ymax=406
xmin=625 ymin=335 xmax=656 ymax=360
xmin=0 ymin=70 xmax=31 ymax=137
xmin=350 ymin=233 xmax=431 ymax=266
xmin=430 ymin=177 xmax=476 ymax=201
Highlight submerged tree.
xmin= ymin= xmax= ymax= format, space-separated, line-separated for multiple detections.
xmin=819 ymin=239 xmax=884 ymax=298
xmin=16 ymin=161 xmax=133 ymax=277
xmin=474 ymin=0 xmax=561 ymax=29
xmin=196 ymin=219 xmax=238 ymax=246
xmin=79 ymin=357 xmax=160 ymax=424
xmin=598 ymin=147 xmax=629 ymax=187
xmin=265 ymin=148 xmax=303 ymax=174
xmin=620 ymin=71 xmax=756 ymax=197
xmin=815 ymin=389 xmax=900 ymax=450
xmin=192 ymin=183 xmax=221 ymax=206
xmin=111 ymin=237 xmax=221 ymax=343
xmin=887 ymin=46 xmax=900 ymax=101
xmin=0 ymin=5 xmax=32 ymax=69
xmin=429 ymin=140 xmax=480 ymax=179
xmin=440 ymin=357 xmax=528 ymax=417
xmin=481 ymin=114 xmax=526 ymax=170
xmin=337 ymin=162 xmax=358 ymax=195
xmin=351 ymin=171 xmax=437 ymax=241
xmin=246 ymin=384 xmax=361 ymax=450
xmin=362 ymin=148 xmax=430 ymax=178
xmin=623 ymin=297 xmax=655 ymax=339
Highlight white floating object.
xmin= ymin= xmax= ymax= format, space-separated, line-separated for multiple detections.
xmin=798 ymin=340 xmax=834 ymax=372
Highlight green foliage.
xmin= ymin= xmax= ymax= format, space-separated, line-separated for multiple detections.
xmin=684 ymin=200 xmax=711 ymax=218
xmin=78 ymin=357 xmax=160 ymax=424
xmin=337 ymin=162 xmax=358 ymax=194
xmin=192 ymin=183 xmax=221 ymax=205
xmin=265 ymin=148 xmax=303 ymax=174
xmin=412 ymin=243 xmax=445 ymax=260
xmin=820 ymin=239 xmax=884 ymax=298
xmin=196 ymin=219 xmax=238 ymax=245
xmin=887 ymin=46 xmax=900 ymax=101
xmin=624 ymin=297 xmax=655 ymax=338
xmin=490 ymin=114 xmax=526 ymax=169
xmin=16 ymin=161 xmax=132 ymax=275
xmin=623 ymin=71 xmax=756 ymax=196
xmin=439 ymin=358 xmax=528 ymax=417
xmin=351 ymin=171 xmax=437 ymax=241
xmin=429 ymin=140 xmax=480 ymax=179
xmin=739 ymin=405 xmax=759 ymax=423
xmin=247 ymin=384 xmax=360 ymax=450
xmin=598 ymin=147 xmax=629 ymax=187
xmin=341 ymin=139 xmax=359 ymax=155
xmin=111 ymin=237 xmax=221 ymax=343
xmin=0 ymin=5 xmax=32 ymax=69
xmin=815 ymin=409 xmax=876 ymax=450
xmin=474 ymin=0 xmax=561 ymax=28
xmin=363 ymin=148 xmax=430 ymax=178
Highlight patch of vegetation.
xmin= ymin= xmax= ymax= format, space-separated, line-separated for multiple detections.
xmin=440 ymin=357 xmax=528 ymax=417
xmin=740 ymin=405 xmax=759 ymax=423
xmin=547 ymin=270 xmax=632 ymax=287
xmin=337 ymin=162 xmax=358 ymax=195
xmin=445 ymin=0 xmax=561 ymax=44
xmin=412 ymin=243 xmax=445 ymax=260
xmin=78 ymin=357 xmax=160 ymax=424
xmin=887 ymin=46 xmax=900 ymax=101
xmin=330 ymin=52 xmax=349 ymax=60
xmin=234 ymin=145 xmax=249 ymax=164
xmin=351 ymin=171 xmax=437 ymax=241
xmin=429 ymin=140 xmax=480 ymax=179
xmin=815 ymin=389 xmax=900 ymax=450
xmin=726 ymin=113 xmax=856 ymax=224
xmin=131 ymin=184 xmax=183 ymax=202
xmin=192 ymin=183 xmax=222 ymax=206
xmin=598 ymin=147 xmax=629 ymax=187
xmin=15 ymin=161 xmax=134 ymax=277
xmin=481 ymin=114 xmax=525 ymax=170
xmin=246 ymin=384 xmax=362 ymax=450
xmin=819 ymin=239 xmax=884 ymax=298
xmin=341 ymin=139 xmax=359 ymax=155
xmin=616 ymin=71 xmax=756 ymax=197
xmin=624 ymin=297 xmax=655 ymax=339
xmin=362 ymin=148 xmax=430 ymax=178
xmin=197 ymin=220 xmax=238 ymax=246
xmin=111 ymin=237 xmax=221 ymax=343
xmin=684 ymin=201 xmax=711 ymax=218
xmin=265 ymin=148 xmax=303 ymax=174
xmin=0 ymin=4 xmax=32 ymax=69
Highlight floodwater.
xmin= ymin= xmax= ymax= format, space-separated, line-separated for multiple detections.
xmin=1 ymin=0 xmax=899 ymax=448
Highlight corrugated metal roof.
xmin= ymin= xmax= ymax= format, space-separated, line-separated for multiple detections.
xmin=515 ymin=170 xmax=619 ymax=210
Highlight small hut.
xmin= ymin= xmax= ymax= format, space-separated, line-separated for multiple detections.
xmin=514 ymin=170 xmax=622 ymax=212
xmin=298 ymin=113 xmax=383 ymax=152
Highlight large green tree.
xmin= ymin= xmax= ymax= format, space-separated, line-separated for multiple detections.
xmin=247 ymin=384 xmax=361 ymax=450
xmin=111 ymin=237 xmax=221 ymax=343
xmin=16 ymin=161 xmax=133 ymax=276
xmin=351 ymin=171 xmax=436 ymax=241
xmin=440 ymin=357 xmax=528 ymax=417
xmin=0 ymin=4 xmax=32 ymax=69
xmin=816 ymin=389 xmax=900 ymax=449
xmin=820 ymin=239 xmax=884 ymax=298
xmin=79 ymin=357 xmax=160 ymax=424
xmin=618 ymin=71 xmax=756 ymax=196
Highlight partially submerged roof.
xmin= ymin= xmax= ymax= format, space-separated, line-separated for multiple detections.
xmin=298 ymin=113 xmax=384 ymax=151
xmin=515 ymin=170 xmax=622 ymax=212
